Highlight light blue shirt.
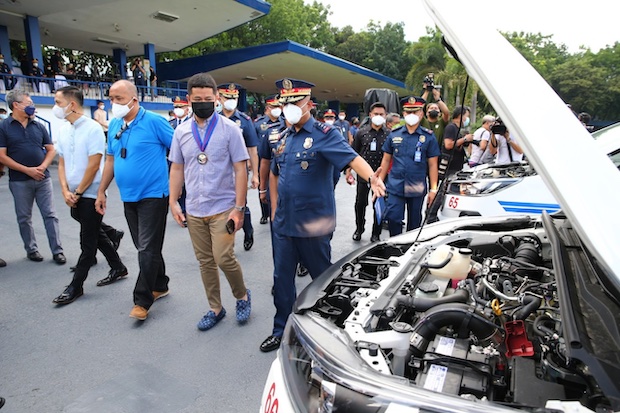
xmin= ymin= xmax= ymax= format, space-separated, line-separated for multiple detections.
xmin=168 ymin=114 xmax=249 ymax=217
xmin=56 ymin=116 xmax=105 ymax=199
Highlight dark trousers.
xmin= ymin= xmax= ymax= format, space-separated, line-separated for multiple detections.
xmin=385 ymin=194 xmax=424 ymax=236
xmin=124 ymin=197 xmax=169 ymax=309
xmin=70 ymin=198 xmax=124 ymax=287
xmin=354 ymin=179 xmax=381 ymax=237
xmin=271 ymin=231 xmax=331 ymax=337
xmin=242 ymin=203 xmax=253 ymax=239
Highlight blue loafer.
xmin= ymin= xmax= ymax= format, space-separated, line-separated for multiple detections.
xmin=236 ymin=290 xmax=251 ymax=323
xmin=197 ymin=308 xmax=226 ymax=331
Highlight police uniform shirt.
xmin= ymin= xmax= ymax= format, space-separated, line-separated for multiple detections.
xmin=255 ymin=115 xmax=284 ymax=160
xmin=227 ymin=110 xmax=258 ymax=148
xmin=0 ymin=62 xmax=10 ymax=74
xmin=352 ymin=124 xmax=389 ymax=171
xmin=169 ymin=115 xmax=189 ymax=130
xmin=382 ymin=125 xmax=440 ymax=198
xmin=334 ymin=119 xmax=350 ymax=137
xmin=271 ymin=117 xmax=358 ymax=238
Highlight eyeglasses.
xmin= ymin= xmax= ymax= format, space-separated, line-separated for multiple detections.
xmin=114 ymin=123 xmax=128 ymax=140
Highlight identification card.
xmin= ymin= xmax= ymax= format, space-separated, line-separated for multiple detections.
xmin=414 ymin=149 xmax=421 ymax=162
xmin=370 ymin=139 xmax=377 ymax=151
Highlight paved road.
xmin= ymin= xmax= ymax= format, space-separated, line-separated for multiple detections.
xmin=0 ymin=166 xmax=381 ymax=412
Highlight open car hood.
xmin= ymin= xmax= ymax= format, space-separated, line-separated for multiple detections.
xmin=423 ymin=0 xmax=620 ymax=288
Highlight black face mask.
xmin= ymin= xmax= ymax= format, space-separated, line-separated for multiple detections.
xmin=428 ymin=110 xmax=440 ymax=118
xmin=192 ymin=101 xmax=215 ymax=119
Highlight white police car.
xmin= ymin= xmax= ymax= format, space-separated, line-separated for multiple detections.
xmin=437 ymin=122 xmax=619 ymax=220
xmin=259 ymin=2 xmax=620 ymax=412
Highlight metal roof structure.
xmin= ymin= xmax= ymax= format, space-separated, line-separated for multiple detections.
xmin=158 ymin=41 xmax=413 ymax=104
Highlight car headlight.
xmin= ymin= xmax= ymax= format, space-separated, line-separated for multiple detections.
xmin=448 ymin=178 xmax=521 ymax=196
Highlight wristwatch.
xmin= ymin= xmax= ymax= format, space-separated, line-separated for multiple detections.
xmin=234 ymin=205 xmax=246 ymax=212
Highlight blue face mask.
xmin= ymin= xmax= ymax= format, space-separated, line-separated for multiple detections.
xmin=0 ymin=114 xmax=7 ymax=120
xmin=22 ymin=103 xmax=36 ymax=116
xmin=463 ymin=117 xmax=470 ymax=127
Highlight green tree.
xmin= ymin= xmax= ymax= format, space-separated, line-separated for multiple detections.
xmin=503 ymin=32 xmax=569 ymax=79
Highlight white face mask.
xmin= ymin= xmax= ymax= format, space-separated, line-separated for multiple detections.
xmin=371 ymin=115 xmax=386 ymax=126
xmin=405 ymin=113 xmax=420 ymax=126
xmin=223 ymin=99 xmax=237 ymax=111
xmin=324 ymin=119 xmax=334 ymax=125
xmin=98 ymin=104 xmax=105 ymax=110
xmin=338 ymin=115 xmax=345 ymax=121
xmin=173 ymin=108 xmax=185 ymax=118
xmin=283 ymin=102 xmax=306 ymax=125
xmin=270 ymin=107 xmax=282 ymax=118
xmin=111 ymin=100 xmax=134 ymax=119
xmin=33 ymin=63 xmax=39 ymax=68
xmin=0 ymin=59 xmax=4 ymax=64
xmin=52 ymin=104 xmax=70 ymax=119
xmin=215 ymin=101 xmax=223 ymax=113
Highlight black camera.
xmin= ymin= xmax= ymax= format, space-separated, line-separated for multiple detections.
xmin=491 ymin=118 xmax=507 ymax=135
xmin=423 ymin=73 xmax=442 ymax=92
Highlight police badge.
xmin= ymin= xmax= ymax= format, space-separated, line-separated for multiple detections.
xmin=303 ymin=137 xmax=313 ymax=149
xmin=419 ymin=135 xmax=426 ymax=143
xmin=282 ymin=78 xmax=293 ymax=90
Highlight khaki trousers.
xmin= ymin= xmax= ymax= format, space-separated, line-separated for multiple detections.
xmin=186 ymin=208 xmax=247 ymax=310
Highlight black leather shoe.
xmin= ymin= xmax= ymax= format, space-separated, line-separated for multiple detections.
xmin=259 ymin=216 xmax=268 ymax=224
xmin=0 ymin=258 xmax=6 ymax=267
xmin=243 ymin=233 xmax=254 ymax=251
xmin=296 ymin=264 xmax=308 ymax=277
xmin=260 ymin=335 xmax=282 ymax=352
xmin=70 ymin=256 xmax=97 ymax=272
xmin=53 ymin=253 xmax=67 ymax=265
xmin=352 ymin=231 xmax=362 ymax=241
xmin=110 ymin=230 xmax=124 ymax=250
xmin=53 ymin=285 xmax=83 ymax=305
xmin=96 ymin=267 xmax=128 ymax=286
xmin=370 ymin=234 xmax=381 ymax=243
xmin=27 ymin=251 xmax=44 ymax=262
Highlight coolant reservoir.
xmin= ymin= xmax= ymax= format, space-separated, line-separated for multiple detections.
xmin=427 ymin=245 xmax=472 ymax=280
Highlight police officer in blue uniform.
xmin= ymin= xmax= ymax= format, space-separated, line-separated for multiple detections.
xmin=255 ymin=94 xmax=284 ymax=224
xmin=378 ymin=96 xmax=440 ymax=236
xmin=218 ymin=83 xmax=260 ymax=250
xmin=259 ymin=78 xmax=386 ymax=352
xmin=334 ymin=110 xmax=353 ymax=144
xmin=169 ymin=96 xmax=191 ymax=130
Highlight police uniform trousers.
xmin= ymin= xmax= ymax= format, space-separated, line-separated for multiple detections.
xmin=385 ymin=193 xmax=425 ymax=236
xmin=355 ymin=178 xmax=381 ymax=237
xmin=271 ymin=231 xmax=331 ymax=337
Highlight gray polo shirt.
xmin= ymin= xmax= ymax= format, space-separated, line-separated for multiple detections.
xmin=168 ymin=114 xmax=249 ymax=217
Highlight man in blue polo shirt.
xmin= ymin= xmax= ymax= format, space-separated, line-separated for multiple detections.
xmin=95 ymin=80 xmax=173 ymax=321
xmin=0 ymin=89 xmax=65 ymax=264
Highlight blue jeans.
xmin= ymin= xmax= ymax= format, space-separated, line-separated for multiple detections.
xmin=271 ymin=231 xmax=331 ymax=337
xmin=123 ymin=197 xmax=169 ymax=309
xmin=9 ymin=177 xmax=63 ymax=254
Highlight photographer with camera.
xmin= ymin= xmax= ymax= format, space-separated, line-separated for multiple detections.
xmin=489 ymin=118 xmax=523 ymax=164
xmin=468 ymin=115 xmax=496 ymax=166
xmin=130 ymin=57 xmax=147 ymax=101
xmin=421 ymin=73 xmax=451 ymax=147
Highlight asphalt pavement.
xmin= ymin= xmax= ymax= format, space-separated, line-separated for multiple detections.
xmin=0 ymin=166 xmax=380 ymax=412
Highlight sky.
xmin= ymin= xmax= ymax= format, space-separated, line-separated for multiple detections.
xmin=307 ymin=0 xmax=619 ymax=53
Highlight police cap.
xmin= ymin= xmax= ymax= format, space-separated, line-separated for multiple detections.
xmin=217 ymin=83 xmax=243 ymax=99
xmin=276 ymin=78 xmax=314 ymax=104
xmin=401 ymin=96 xmax=426 ymax=112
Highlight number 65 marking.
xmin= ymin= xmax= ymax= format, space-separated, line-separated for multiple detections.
xmin=264 ymin=382 xmax=279 ymax=413
xmin=448 ymin=196 xmax=459 ymax=208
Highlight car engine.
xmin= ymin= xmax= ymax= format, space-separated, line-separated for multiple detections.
xmin=454 ymin=162 xmax=538 ymax=180
xmin=308 ymin=229 xmax=609 ymax=410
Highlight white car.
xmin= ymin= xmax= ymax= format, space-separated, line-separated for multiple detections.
xmin=438 ymin=122 xmax=620 ymax=220
xmin=259 ymin=2 xmax=620 ymax=413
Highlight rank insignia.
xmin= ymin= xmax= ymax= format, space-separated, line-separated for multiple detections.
xmin=303 ymin=137 xmax=313 ymax=149
xmin=393 ymin=137 xmax=403 ymax=144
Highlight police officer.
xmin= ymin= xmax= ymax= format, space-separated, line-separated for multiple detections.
xmin=255 ymin=94 xmax=283 ymax=224
xmin=378 ymin=96 xmax=440 ymax=236
xmin=169 ymin=96 xmax=191 ymax=130
xmin=259 ymin=78 xmax=386 ymax=353
xmin=0 ymin=54 xmax=15 ymax=91
xmin=218 ymin=83 xmax=259 ymax=250
xmin=334 ymin=110 xmax=353 ymax=144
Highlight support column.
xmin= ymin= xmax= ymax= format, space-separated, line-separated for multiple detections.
xmin=239 ymin=88 xmax=247 ymax=113
xmin=113 ymin=48 xmax=127 ymax=79
xmin=0 ymin=25 xmax=12 ymax=69
xmin=24 ymin=16 xmax=43 ymax=64
xmin=328 ymin=100 xmax=340 ymax=113
xmin=346 ymin=103 xmax=358 ymax=120
xmin=143 ymin=43 xmax=155 ymax=72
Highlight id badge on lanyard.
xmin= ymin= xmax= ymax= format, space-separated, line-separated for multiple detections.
xmin=414 ymin=141 xmax=422 ymax=162
xmin=370 ymin=138 xmax=377 ymax=151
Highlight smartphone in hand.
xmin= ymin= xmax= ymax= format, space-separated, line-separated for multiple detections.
xmin=226 ymin=219 xmax=235 ymax=234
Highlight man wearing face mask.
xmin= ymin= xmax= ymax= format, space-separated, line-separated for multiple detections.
xmin=93 ymin=100 xmax=109 ymax=139
xmin=260 ymin=78 xmax=386 ymax=353
xmin=169 ymin=72 xmax=251 ymax=331
xmin=29 ymin=58 xmax=44 ymax=93
xmin=421 ymin=88 xmax=450 ymax=147
xmin=169 ymin=97 xmax=191 ymax=130
xmin=255 ymin=94 xmax=284 ymax=224
xmin=51 ymin=86 xmax=128 ymax=305
xmin=346 ymin=102 xmax=390 ymax=242
xmin=95 ymin=80 xmax=173 ymax=321
xmin=0 ymin=54 xmax=16 ymax=91
xmin=377 ymin=96 xmax=441 ymax=236
xmin=0 ymin=90 xmax=65 ymax=263
xmin=217 ymin=83 xmax=259 ymax=251
xmin=322 ymin=109 xmax=337 ymax=126
xmin=334 ymin=110 xmax=353 ymax=145
xmin=426 ymin=105 xmax=474 ymax=223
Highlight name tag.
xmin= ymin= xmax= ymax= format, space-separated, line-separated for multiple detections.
xmin=370 ymin=139 xmax=377 ymax=151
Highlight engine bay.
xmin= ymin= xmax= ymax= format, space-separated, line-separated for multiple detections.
xmin=308 ymin=226 xmax=613 ymax=411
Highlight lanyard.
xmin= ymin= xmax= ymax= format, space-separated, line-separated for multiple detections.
xmin=191 ymin=115 xmax=218 ymax=152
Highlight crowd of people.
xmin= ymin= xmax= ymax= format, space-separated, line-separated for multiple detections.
xmin=1 ymin=71 xmax=531 ymax=360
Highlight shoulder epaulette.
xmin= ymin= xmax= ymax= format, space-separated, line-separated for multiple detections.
xmin=315 ymin=122 xmax=332 ymax=134
xmin=238 ymin=111 xmax=251 ymax=121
